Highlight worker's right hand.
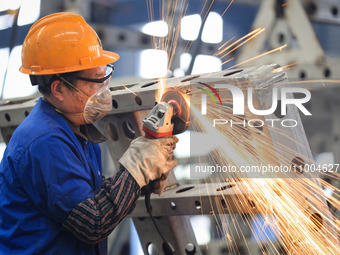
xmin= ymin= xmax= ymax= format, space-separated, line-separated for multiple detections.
xmin=119 ymin=135 xmax=178 ymax=189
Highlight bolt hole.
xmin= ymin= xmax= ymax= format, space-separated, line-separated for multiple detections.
xmin=24 ymin=111 xmax=29 ymax=117
xmin=324 ymin=177 xmax=331 ymax=184
xmin=310 ymin=213 xmax=323 ymax=231
xmin=170 ymin=201 xmax=176 ymax=210
xmin=181 ymin=75 xmax=200 ymax=82
xmin=176 ymin=186 xmax=194 ymax=193
xmin=147 ymin=242 xmax=160 ymax=255
xmin=142 ymin=81 xmax=158 ymax=88
xmin=220 ymin=247 xmax=229 ymax=254
xmin=195 ymin=200 xmax=201 ymax=210
xmin=221 ymin=199 xmax=228 ymax=209
xmin=208 ymin=45 xmax=215 ymax=52
xmin=106 ymin=123 xmax=119 ymax=141
xmin=118 ymin=33 xmax=126 ymax=42
xmin=291 ymin=157 xmax=305 ymax=174
xmin=122 ymin=121 xmax=135 ymax=139
xmin=300 ymin=70 xmax=306 ymax=79
xmin=141 ymin=35 xmax=150 ymax=45
xmin=217 ymin=184 xmax=235 ymax=191
xmin=112 ymin=99 xmax=118 ymax=109
xmin=331 ymin=6 xmax=338 ymax=17
xmin=223 ymin=69 xmax=243 ymax=77
xmin=5 ymin=113 xmax=10 ymax=122
xmin=185 ymin=243 xmax=196 ymax=254
xmin=306 ymin=2 xmax=317 ymax=15
xmin=135 ymin=96 xmax=142 ymax=106
xmin=324 ymin=68 xmax=331 ymax=78
xmin=278 ymin=33 xmax=285 ymax=44
xmin=273 ymin=100 xmax=285 ymax=118
xmin=248 ymin=199 xmax=256 ymax=208
xmin=253 ymin=121 xmax=264 ymax=132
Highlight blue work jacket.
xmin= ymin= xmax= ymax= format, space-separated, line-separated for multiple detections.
xmin=0 ymin=98 xmax=106 ymax=254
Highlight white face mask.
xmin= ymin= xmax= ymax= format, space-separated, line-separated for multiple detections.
xmin=82 ymin=85 xmax=112 ymax=124
xmin=56 ymin=66 xmax=113 ymax=124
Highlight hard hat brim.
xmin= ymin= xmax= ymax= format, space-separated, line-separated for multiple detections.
xmin=20 ymin=50 xmax=120 ymax=75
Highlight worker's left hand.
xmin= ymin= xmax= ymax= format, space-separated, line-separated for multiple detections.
xmin=119 ymin=135 xmax=178 ymax=189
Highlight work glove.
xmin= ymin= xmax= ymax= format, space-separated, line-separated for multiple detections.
xmin=151 ymin=172 xmax=169 ymax=195
xmin=119 ymin=135 xmax=178 ymax=193
xmin=142 ymin=172 xmax=170 ymax=195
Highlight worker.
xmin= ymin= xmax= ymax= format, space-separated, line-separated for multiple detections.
xmin=0 ymin=12 xmax=178 ymax=254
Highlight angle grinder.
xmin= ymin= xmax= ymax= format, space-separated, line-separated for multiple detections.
xmin=141 ymin=90 xmax=190 ymax=255
xmin=143 ymin=90 xmax=190 ymax=139
xmin=141 ymin=90 xmax=190 ymax=194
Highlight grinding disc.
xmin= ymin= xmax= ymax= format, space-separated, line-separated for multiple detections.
xmin=161 ymin=90 xmax=189 ymax=122
xmin=161 ymin=90 xmax=190 ymax=134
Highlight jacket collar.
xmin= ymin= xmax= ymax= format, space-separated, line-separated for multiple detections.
xmin=42 ymin=97 xmax=107 ymax=143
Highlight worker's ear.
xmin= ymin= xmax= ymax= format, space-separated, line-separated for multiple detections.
xmin=50 ymin=80 xmax=65 ymax=101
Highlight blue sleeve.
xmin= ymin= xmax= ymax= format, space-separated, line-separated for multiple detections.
xmin=19 ymin=132 xmax=95 ymax=223
xmin=92 ymin=142 xmax=102 ymax=176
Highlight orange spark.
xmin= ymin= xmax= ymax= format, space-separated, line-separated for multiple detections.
xmin=222 ymin=57 xmax=234 ymax=65
xmin=221 ymin=0 xmax=235 ymax=17
xmin=226 ymin=44 xmax=288 ymax=70
xmin=156 ymin=77 xmax=166 ymax=102
xmin=219 ymin=28 xmax=265 ymax=59
xmin=273 ymin=62 xmax=298 ymax=73
xmin=122 ymin=84 xmax=137 ymax=95
xmin=217 ymin=37 xmax=235 ymax=51
xmin=215 ymin=28 xmax=264 ymax=57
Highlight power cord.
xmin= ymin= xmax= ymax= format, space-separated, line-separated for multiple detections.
xmin=143 ymin=182 xmax=175 ymax=255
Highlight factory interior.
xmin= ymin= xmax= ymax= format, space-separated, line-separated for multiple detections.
xmin=1 ymin=0 xmax=340 ymax=254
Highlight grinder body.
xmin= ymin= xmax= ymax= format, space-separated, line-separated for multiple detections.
xmin=141 ymin=90 xmax=190 ymax=195
xmin=143 ymin=90 xmax=190 ymax=139
xmin=143 ymin=102 xmax=175 ymax=139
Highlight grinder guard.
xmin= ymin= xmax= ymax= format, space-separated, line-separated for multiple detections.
xmin=143 ymin=90 xmax=190 ymax=138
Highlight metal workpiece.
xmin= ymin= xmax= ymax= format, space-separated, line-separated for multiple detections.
xmin=200 ymin=239 xmax=280 ymax=255
xmin=0 ymin=96 xmax=38 ymax=128
xmin=133 ymin=216 xmax=199 ymax=255
xmin=130 ymin=182 xmax=260 ymax=218
xmin=0 ymin=96 xmax=39 ymax=144
xmin=251 ymin=71 xmax=338 ymax=247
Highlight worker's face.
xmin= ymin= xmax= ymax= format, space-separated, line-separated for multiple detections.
xmin=61 ymin=65 xmax=113 ymax=125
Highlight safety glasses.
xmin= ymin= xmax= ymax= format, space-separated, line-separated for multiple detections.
xmin=76 ymin=64 xmax=114 ymax=83
xmin=56 ymin=64 xmax=114 ymax=101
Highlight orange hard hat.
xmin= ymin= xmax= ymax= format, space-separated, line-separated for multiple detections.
xmin=20 ymin=12 xmax=119 ymax=75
